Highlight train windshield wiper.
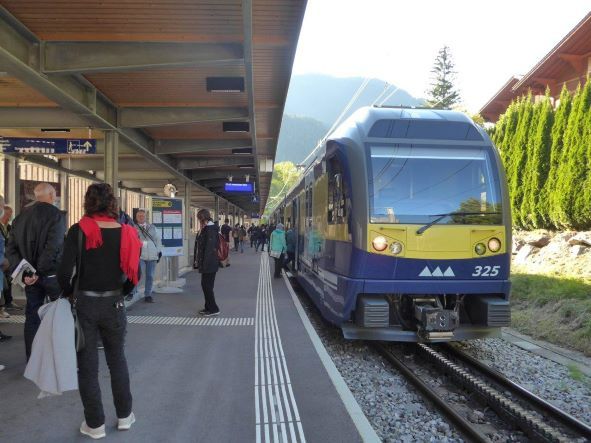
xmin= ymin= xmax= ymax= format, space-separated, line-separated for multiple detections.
xmin=416 ymin=211 xmax=501 ymax=235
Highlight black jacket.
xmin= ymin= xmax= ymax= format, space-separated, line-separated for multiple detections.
xmin=196 ymin=224 xmax=219 ymax=274
xmin=6 ymin=202 xmax=66 ymax=276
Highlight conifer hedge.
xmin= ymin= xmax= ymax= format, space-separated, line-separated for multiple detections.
xmin=491 ymin=82 xmax=591 ymax=230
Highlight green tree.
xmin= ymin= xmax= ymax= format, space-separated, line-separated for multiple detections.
xmin=527 ymin=92 xmax=554 ymax=228
xmin=509 ymin=93 xmax=534 ymax=228
xmin=545 ymin=86 xmax=573 ymax=228
xmin=555 ymin=82 xmax=591 ymax=228
xmin=264 ymin=161 xmax=302 ymax=216
xmin=425 ymin=46 xmax=461 ymax=109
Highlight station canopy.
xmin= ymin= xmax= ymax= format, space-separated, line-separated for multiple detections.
xmin=0 ymin=0 xmax=307 ymax=214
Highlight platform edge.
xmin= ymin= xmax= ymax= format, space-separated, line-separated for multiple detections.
xmin=282 ymin=272 xmax=382 ymax=443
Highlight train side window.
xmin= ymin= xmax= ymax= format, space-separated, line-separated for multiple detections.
xmin=327 ymin=155 xmax=347 ymax=225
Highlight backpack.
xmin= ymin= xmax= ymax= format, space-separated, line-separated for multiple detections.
xmin=217 ymin=233 xmax=229 ymax=261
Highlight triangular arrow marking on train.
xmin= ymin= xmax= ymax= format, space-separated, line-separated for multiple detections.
xmin=419 ymin=266 xmax=432 ymax=277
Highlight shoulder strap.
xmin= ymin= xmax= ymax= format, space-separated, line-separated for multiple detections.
xmin=138 ymin=224 xmax=158 ymax=247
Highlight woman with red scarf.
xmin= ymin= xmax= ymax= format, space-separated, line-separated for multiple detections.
xmin=58 ymin=183 xmax=141 ymax=440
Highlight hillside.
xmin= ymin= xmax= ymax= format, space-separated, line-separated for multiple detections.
xmin=275 ymin=74 xmax=423 ymax=163
xmin=284 ymin=73 xmax=423 ymax=127
xmin=275 ymin=115 xmax=328 ymax=164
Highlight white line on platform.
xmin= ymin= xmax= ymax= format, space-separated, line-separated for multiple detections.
xmin=282 ymin=272 xmax=381 ymax=443
xmin=255 ymin=254 xmax=306 ymax=443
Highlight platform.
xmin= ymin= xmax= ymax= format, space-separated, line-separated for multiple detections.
xmin=0 ymin=247 xmax=371 ymax=442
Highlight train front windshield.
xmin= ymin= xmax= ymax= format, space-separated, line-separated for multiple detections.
xmin=369 ymin=145 xmax=503 ymax=224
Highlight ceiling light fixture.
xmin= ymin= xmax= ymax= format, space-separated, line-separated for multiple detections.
xmin=206 ymin=77 xmax=245 ymax=92
xmin=223 ymin=121 xmax=249 ymax=133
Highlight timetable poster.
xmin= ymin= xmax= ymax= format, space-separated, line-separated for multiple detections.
xmin=151 ymin=197 xmax=183 ymax=256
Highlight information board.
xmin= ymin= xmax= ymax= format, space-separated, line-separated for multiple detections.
xmin=0 ymin=137 xmax=97 ymax=154
xmin=151 ymin=197 xmax=183 ymax=256
xmin=224 ymin=182 xmax=253 ymax=193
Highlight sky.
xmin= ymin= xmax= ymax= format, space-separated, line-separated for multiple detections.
xmin=291 ymin=0 xmax=591 ymax=114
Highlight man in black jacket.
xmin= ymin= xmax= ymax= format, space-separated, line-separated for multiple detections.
xmin=6 ymin=183 xmax=66 ymax=359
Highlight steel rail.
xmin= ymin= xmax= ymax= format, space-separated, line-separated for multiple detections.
xmin=442 ymin=343 xmax=591 ymax=440
xmin=371 ymin=342 xmax=491 ymax=443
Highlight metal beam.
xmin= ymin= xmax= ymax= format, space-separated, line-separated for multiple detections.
xmin=155 ymin=139 xmax=252 ymax=155
xmin=104 ymin=171 xmax=175 ymax=180
xmin=192 ymin=169 xmax=255 ymax=181
xmin=242 ymin=0 xmax=261 ymax=210
xmin=43 ymin=42 xmax=244 ymax=74
xmin=177 ymin=157 xmax=255 ymax=170
xmin=120 ymin=107 xmax=249 ymax=128
xmin=0 ymin=107 xmax=92 ymax=128
xmin=66 ymin=157 xmax=157 ymax=171
xmin=0 ymin=8 xmax=211 ymax=197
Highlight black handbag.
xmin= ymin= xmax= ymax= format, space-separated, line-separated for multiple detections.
xmin=72 ymin=229 xmax=85 ymax=352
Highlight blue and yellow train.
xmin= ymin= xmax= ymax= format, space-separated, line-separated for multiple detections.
xmin=273 ymin=106 xmax=511 ymax=342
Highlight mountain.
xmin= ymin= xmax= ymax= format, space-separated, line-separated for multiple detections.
xmin=275 ymin=74 xmax=423 ymax=163
xmin=275 ymin=115 xmax=328 ymax=164
xmin=284 ymin=73 xmax=423 ymax=127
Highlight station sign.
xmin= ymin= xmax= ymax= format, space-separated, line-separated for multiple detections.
xmin=0 ymin=137 xmax=97 ymax=154
xmin=224 ymin=182 xmax=253 ymax=193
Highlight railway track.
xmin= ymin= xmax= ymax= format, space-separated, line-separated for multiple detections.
xmin=373 ymin=342 xmax=591 ymax=443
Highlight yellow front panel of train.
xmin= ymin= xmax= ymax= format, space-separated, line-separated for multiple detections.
xmin=368 ymin=224 xmax=506 ymax=259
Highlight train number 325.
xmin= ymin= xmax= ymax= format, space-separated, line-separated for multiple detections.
xmin=472 ymin=265 xmax=500 ymax=277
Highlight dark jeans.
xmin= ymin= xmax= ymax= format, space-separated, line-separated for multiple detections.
xmin=201 ymin=272 xmax=218 ymax=313
xmin=2 ymin=272 xmax=12 ymax=305
xmin=250 ymin=237 xmax=254 ymax=247
xmin=233 ymin=237 xmax=239 ymax=251
xmin=24 ymin=276 xmax=61 ymax=359
xmin=77 ymin=295 xmax=132 ymax=428
xmin=256 ymin=239 xmax=266 ymax=252
xmin=273 ymin=254 xmax=284 ymax=278
xmin=284 ymin=251 xmax=295 ymax=270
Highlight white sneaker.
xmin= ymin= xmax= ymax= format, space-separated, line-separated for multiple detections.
xmin=80 ymin=421 xmax=106 ymax=439
xmin=117 ymin=412 xmax=135 ymax=431
xmin=0 ymin=308 xmax=10 ymax=318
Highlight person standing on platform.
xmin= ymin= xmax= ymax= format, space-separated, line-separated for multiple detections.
xmin=135 ymin=210 xmax=162 ymax=303
xmin=58 ymin=183 xmax=141 ymax=439
xmin=258 ymin=225 xmax=268 ymax=252
xmin=220 ymin=219 xmax=231 ymax=244
xmin=6 ymin=183 xmax=65 ymax=360
xmin=269 ymin=223 xmax=287 ymax=278
xmin=0 ymin=196 xmax=12 ymax=362
xmin=195 ymin=209 xmax=220 ymax=317
xmin=285 ymin=225 xmax=295 ymax=271
xmin=239 ymin=225 xmax=247 ymax=253
xmin=248 ymin=224 xmax=255 ymax=248
xmin=1 ymin=205 xmax=19 ymax=313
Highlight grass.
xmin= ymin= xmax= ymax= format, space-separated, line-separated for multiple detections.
xmin=510 ymin=273 xmax=591 ymax=356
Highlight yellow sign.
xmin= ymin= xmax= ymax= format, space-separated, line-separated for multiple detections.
xmin=153 ymin=199 xmax=173 ymax=208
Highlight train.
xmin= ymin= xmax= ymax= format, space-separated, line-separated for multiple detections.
xmin=271 ymin=106 xmax=511 ymax=342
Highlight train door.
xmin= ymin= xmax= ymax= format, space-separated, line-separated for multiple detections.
xmin=292 ymin=197 xmax=299 ymax=272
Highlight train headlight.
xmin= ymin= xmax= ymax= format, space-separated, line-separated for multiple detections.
xmin=390 ymin=241 xmax=403 ymax=255
xmin=474 ymin=243 xmax=486 ymax=255
xmin=372 ymin=236 xmax=388 ymax=252
xmin=488 ymin=237 xmax=501 ymax=252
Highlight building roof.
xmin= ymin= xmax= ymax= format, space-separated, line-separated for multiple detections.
xmin=0 ymin=0 xmax=308 ymax=214
xmin=480 ymin=11 xmax=591 ymax=123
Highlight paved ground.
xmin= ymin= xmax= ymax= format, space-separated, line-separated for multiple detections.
xmin=0 ymin=246 xmax=361 ymax=443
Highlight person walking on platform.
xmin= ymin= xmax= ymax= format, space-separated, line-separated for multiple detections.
xmin=58 ymin=183 xmax=141 ymax=440
xmin=6 ymin=183 xmax=65 ymax=360
xmin=258 ymin=225 xmax=268 ymax=252
xmin=239 ymin=225 xmax=247 ymax=253
xmin=248 ymin=225 xmax=255 ymax=247
xmin=135 ymin=210 xmax=162 ymax=303
xmin=232 ymin=223 xmax=240 ymax=252
xmin=285 ymin=226 xmax=296 ymax=271
xmin=269 ymin=223 xmax=287 ymax=279
xmin=195 ymin=209 xmax=220 ymax=317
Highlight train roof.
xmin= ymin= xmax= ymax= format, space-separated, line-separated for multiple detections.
xmin=331 ymin=106 xmax=485 ymax=142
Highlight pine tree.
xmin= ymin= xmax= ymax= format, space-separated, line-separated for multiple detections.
xmin=528 ymin=92 xmax=554 ymax=228
xmin=555 ymin=82 xmax=591 ymax=228
xmin=509 ymin=93 xmax=534 ymax=228
xmin=519 ymin=98 xmax=542 ymax=228
xmin=545 ymin=86 xmax=573 ymax=228
xmin=425 ymin=46 xmax=461 ymax=109
xmin=573 ymin=80 xmax=591 ymax=227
